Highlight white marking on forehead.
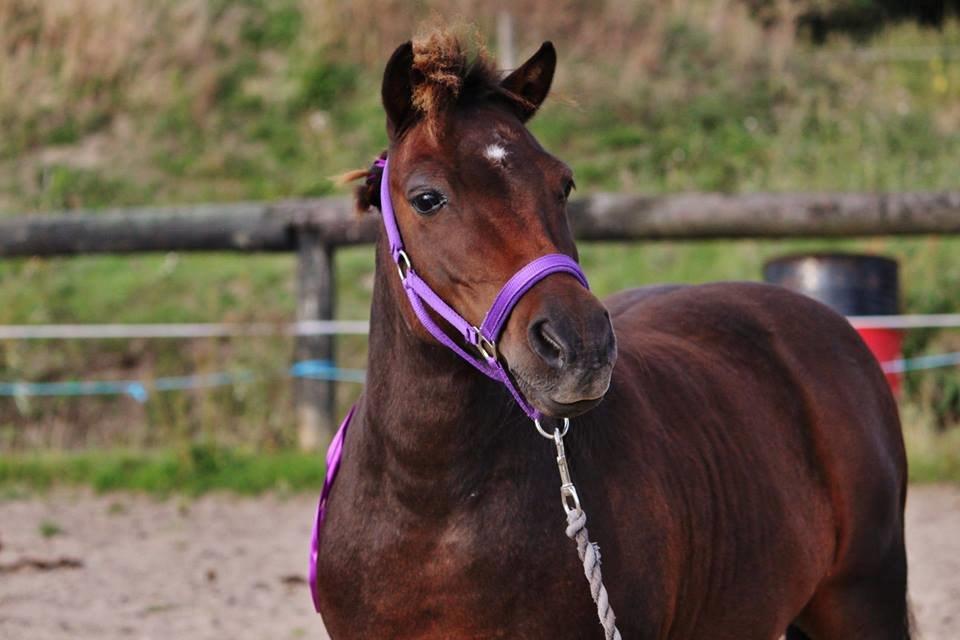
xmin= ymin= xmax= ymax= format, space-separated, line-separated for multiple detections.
xmin=484 ymin=143 xmax=508 ymax=165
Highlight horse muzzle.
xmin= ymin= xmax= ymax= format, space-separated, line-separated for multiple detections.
xmin=508 ymin=285 xmax=617 ymax=418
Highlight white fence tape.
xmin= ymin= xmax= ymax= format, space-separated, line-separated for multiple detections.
xmin=1 ymin=314 xmax=959 ymax=341
xmin=847 ymin=314 xmax=960 ymax=330
xmin=0 ymin=320 xmax=369 ymax=340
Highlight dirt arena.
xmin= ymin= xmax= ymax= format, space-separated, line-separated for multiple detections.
xmin=1 ymin=486 xmax=957 ymax=639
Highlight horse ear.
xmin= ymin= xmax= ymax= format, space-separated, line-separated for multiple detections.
xmin=499 ymin=42 xmax=556 ymax=122
xmin=382 ymin=41 xmax=416 ymax=139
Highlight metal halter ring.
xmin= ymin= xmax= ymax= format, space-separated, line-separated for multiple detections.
xmin=534 ymin=417 xmax=570 ymax=440
xmin=475 ymin=331 xmax=497 ymax=362
xmin=395 ymin=250 xmax=412 ymax=281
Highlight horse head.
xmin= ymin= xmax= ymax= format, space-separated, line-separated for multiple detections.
xmin=364 ymin=31 xmax=616 ymax=418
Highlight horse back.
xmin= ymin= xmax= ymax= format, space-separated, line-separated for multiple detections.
xmin=607 ymin=281 xmax=906 ymax=502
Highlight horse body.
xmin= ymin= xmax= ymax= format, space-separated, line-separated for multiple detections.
xmin=314 ymin=31 xmax=908 ymax=639
xmin=317 ymin=275 xmax=907 ymax=638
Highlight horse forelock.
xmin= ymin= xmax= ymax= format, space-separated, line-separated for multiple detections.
xmin=410 ymin=28 xmax=502 ymax=137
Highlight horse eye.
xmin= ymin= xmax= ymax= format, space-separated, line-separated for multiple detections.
xmin=410 ymin=191 xmax=447 ymax=215
xmin=560 ymin=179 xmax=576 ymax=202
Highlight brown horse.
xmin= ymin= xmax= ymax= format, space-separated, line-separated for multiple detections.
xmin=314 ymin=31 xmax=909 ymax=639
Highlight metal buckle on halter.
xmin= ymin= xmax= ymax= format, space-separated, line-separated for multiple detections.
xmin=474 ymin=329 xmax=497 ymax=362
xmin=395 ymin=250 xmax=411 ymax=282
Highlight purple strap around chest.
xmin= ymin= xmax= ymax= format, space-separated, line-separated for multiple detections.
xmin=309 ymin=404 xmax=356 ymax=612
xmin=310 ymin=155 xmax=590 ymax=612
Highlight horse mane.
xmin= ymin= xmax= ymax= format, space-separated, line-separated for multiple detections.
xmin=337 ymin=151 xmax=385 ymax=213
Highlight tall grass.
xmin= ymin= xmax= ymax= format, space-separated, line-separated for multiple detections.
xmin=0 ymin=1 xmax=959 ymax=454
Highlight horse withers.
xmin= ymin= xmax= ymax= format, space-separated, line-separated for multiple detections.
xmin=313 ymin=30 xmax=910 ymax=639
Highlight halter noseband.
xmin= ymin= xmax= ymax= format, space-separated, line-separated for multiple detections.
xmin=377 ymin=156 xmax=590 ymax=421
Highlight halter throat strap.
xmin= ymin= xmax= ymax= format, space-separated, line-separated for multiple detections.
xmin=376 ymin=156 xmax=589 ymax=421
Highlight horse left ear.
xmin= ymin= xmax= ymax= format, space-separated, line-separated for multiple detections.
xmin=499 ymin=42 xmax=557 ymax=122
xmin=382 ymin=41 xmax=416 ymax=140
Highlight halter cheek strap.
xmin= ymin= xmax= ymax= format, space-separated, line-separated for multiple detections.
xmin=377 ymin=156 xmax=590 ymax=420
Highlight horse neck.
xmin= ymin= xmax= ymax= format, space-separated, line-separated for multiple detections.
xmin=358 ymin=240 xmax=530 ymax=509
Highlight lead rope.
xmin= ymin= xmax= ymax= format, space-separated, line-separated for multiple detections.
xmin=535 ymin=419 xmax=622 ymax=640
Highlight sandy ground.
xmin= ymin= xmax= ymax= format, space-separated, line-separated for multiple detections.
xmin=0 ymin=486 xmax=957 ymax=640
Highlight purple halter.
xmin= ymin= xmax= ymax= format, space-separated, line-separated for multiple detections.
xmin=309 ymin=155 xmax=590 ymax=612
xmin=377 ymin=155 xmax=589 ymax=420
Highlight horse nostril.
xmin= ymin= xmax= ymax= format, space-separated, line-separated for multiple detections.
xmin=528 ymin=319 xmax=569 ymax=370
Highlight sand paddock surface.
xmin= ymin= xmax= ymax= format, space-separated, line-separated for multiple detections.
xmin=0 ymin=485 xmax=957 ymax=639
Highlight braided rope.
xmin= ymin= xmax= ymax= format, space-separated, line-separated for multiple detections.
xmin=565 ymin=506 xmax=622 ymax=639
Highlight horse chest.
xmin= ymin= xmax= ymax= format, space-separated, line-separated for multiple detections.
xmin=316 ymin=488 xmax=603 ymax=638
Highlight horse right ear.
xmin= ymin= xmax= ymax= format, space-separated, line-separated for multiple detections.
xmin=499 ymin=42 xmax=556 ymax=122
xmin=382 ymin=41 xmax=416 ymax=140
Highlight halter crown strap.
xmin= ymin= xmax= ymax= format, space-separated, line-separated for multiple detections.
xmin=378 ymin=156 xmax=590 ymax=420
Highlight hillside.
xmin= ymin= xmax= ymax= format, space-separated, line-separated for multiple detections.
xmin=1 ymin=1 xmax=959 ymax=451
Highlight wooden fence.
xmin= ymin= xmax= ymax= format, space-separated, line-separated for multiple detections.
xmin=3 ymin=190 xmax=960 ymax=447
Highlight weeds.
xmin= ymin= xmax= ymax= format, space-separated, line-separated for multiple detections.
xmin=38 ymin=520 xmax=63 ymax=537
xmin=0 ymin=444 xmax=325 ymax=495
xmin=0 ymin=427 xmax=955 ymax=495
xmin=0 ymin=2 xmax=958 ymax=460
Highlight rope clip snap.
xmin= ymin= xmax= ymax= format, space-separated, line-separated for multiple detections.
xmin=552 ymin=427 xmax=581 ymax=515
xmin=534 ymin=418 xmax=579 ymax=513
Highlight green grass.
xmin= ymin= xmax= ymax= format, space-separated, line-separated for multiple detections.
xmin=1 ymin=6 xmax=959 ymax=449
xmin=38 ymin=519 xmax=63 ymax=537
xmin=902 ymin=404 xmax=960 ymax=483
xmin=0 ymin=445 xmax=326 ymax=496
xmin=908 ymin=453 xmax=960 ymax=484
xmin=0 ymin=435 xmax=954 ymax=496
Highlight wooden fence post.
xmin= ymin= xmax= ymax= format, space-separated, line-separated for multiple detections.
xmin=497 ymin=11 xmax=516 ymax=69
xmin=295 ymin=229 xmax=336 ymax=450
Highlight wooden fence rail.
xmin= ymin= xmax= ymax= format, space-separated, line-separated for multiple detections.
xmin=4 ymin=191 xmax=960 ymax=256
xmin=3 ymin=189 xmax=960 ymax=447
